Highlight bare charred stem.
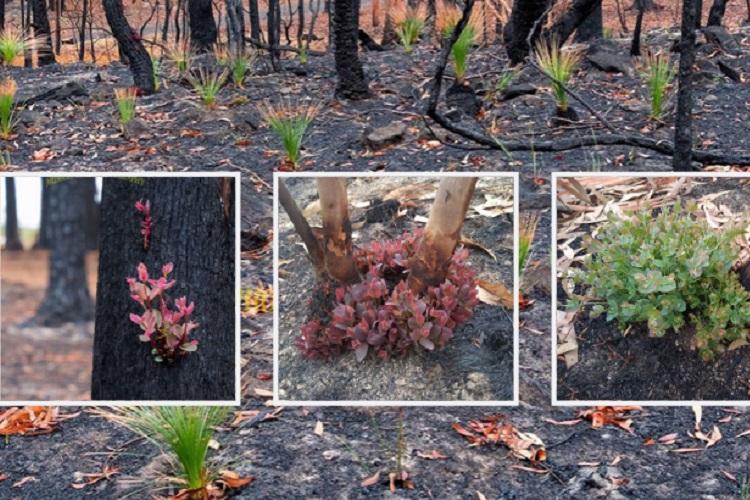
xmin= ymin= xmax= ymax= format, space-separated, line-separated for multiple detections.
xmin=279 ymin=179 xmax=326 ymax=276
xmin=316 ymin=178 xmax=360 ymax=284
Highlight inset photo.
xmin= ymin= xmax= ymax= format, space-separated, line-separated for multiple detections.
xmin=274 ymin=173 xmax=518 ymax=405
xmin=554 ymin=174 xmax=750 ymax=404
xmin=0 ymin=173 xmax=240 ymax=404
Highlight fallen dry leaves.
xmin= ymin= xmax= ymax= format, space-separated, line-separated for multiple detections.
xmin=71 ymin=465 xmax=119 ymax=490
xmin=452 ymin=415 xmax=546 ymax=464
xmin=476 ymin=278 xmax=514 ymax=309
xmin=576 ymin=406 xmax=642 ymax=432
xmin=0 ymin=406 xmax=78 ymax=436
xmin=416 ymin=449 xmax=448 ymax=460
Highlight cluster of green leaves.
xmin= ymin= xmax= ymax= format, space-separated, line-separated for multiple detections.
xmin=572 ymin=203 xmax=750 ymax=360
xmin=188 ymin=68 xmax=228 ymax=108
xmin=0 ymin=78 xmax=16 ymax=139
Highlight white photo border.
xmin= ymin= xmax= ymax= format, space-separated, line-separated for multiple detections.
xmin=551 ymin=170 xmax=750 ymax=407
xmin=273 ymin=171 xmax=520 ymax=407
xmin=0 ymin=171 xmax=242 ymax=407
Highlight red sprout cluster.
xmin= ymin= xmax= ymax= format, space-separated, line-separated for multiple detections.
xmin=127 ymin=262 xmax=199 ymax=363
xmin=134 ymin=199 xmax=152 ymax=250
xmin=297 ymin=230 xmax=478 ymax=362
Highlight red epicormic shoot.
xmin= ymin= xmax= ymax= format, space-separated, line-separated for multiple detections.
xmin=127 ymin=262 xmax=199 ymax=363
xmin=134 ymin=199 xmax=152 ymax=250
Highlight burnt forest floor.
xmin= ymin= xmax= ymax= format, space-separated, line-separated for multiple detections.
xmin=1 ymin=23 xmax=750 ymax=500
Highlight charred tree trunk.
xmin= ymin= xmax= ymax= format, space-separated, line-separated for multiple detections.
xmin=695 ymin=0 xmax=702 ymax=28
xmin=103 ymin=0 xmax=155 ymax=94
xmin=91 ymin=177 xmax=235 ymax=401
xmin=79 ymin=0 xmax=88 ymax=61
xmin=31 ymin=0 xmax=56 ymax=65
xmin=542 ymin=0 xmax=601 ymax=46
xmin=674 ymin=0 xmax=698 ymax=170
xmin=316 ymin=178 xmax=359 ymax=283
xmin=0 ymin=0 xmax=5 ymax=31
xmin=408 ymin=178 xmax=477 ymax=292
xmin=505 ymin=0 xmax=548 ymax=65
xmin=707 ymin=0 xmax=727 ymax=25
xmin=249 ymin=0 xmax=261 ymax=40
xmin=83 ymin=178 xmax=99 ymax=251
xmin=4 ymin=178 xmax=23 ymax=251
xmin=34 ymin=182 xmax=50 ymax=249
xmin=334 ymin=0 xmax=370 ymax=98
xmin=33 ymin=179 xmax=94 ymax=326
xmin=279 ymin=180 xmax=325 ymax=275
xmin=268 ymin=0 xmax=281 ymax=69
xmin=382 ymin=0 xmax=398 ymax=46
xmin=226 ymin=0 xmax=245 ymax=54
xmin=574 ymin=1 xmax=603 ymax=41
xmin=188 ymin=0 xmax=218 ymax=51
xmin=630 ymin=0 xmax=645 ymax=55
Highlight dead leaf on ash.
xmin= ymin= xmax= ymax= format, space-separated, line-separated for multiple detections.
xmin=452 ymin=415 xmax=546 ymax=463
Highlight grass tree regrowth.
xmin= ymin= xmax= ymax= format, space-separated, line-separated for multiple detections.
xmin=107 ymin=406 xmax=230 ymax=494
xmin=641 ymin=50 xmax=676 ymax=121
xmin=0 ymin=78 xmax=17 ymax=139
xmin=114 ymin=87 xmax=137 ymax=129
xmin=395 ymin=6 xmax=425 ymax=53
xmin=258 ymin=100 xmax=320 ymax=167
xmin=535 ymin=38 xmax=582 ymax=113
xmin=188 ymin=69 xmax=228 ymax=108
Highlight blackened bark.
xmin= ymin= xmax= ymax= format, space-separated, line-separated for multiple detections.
xmin=162 ymin=0 xmax=172 ymax=41
xmin=297 ymin=0 xmax=305 ymax=46
xmin=249 ymin=0 xmax=261 ymax=40
xmin=103 ymin=0 xmax=155 ymax=94
xmin=707 ymin=0 xmax=727 ymax=25
xmin=4 ymin=178 xmax=23 ymax=251
xmin=574 ymin=1 xmax=603 ymax=41
xmin=674 ymin=0 xmax=698 ymax=170
xmin=33 ymin=179 xmax=94 ymax=325
xmin=630 ymin=0 xmax=644 ymax=55
xmin=188 ymin=0 xmax=218 ymax=51
xmin=505 ymin=0 xmax=548 ymax=64
xmin=31 ymin=0 xmax=56 ymax=65
xmin=91 ymin=177 xmax=235 ymax=401
xmin=0 ymin=0 xmax=5 ymax=31
xmin=334 ymin=0 xmax=370 ymax=98
xmin=695 ymin=0 xmax=702 ymax=27
xmin=33 ymin=182 xmax=50 ymax=249
xmin=381 ymin=0 xmax=398 ymax=46
xmin=79 ymin=0 xmax=88 ymax=61
xmin=83 ymin=178 xmax=99 ymax=251
xmin=543 ymin=0 xmax=601 ymax=46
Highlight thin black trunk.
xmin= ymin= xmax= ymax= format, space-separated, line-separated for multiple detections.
xmin=674 ymin=0 xmax=698 ymax=170
xmin=31 ymin=0 xmax=55 ymax=65
xmin=226 ymin=0 xmax=245 ymax=54
xmin=574 ymin=1 xmax=603 ymax=41
xmin=188 ymin=0 xmax=218 ymax=51
xmin=334 ymin=0 xmax=369 ymax=98
xmin=91 ymin=177 xmax=235 ymax=401
xmin=0 ymin=0 xmax=5 ymax=31
xmin=630 ymin=0 xmax=644 ymax=55
xmin=268 ymin=0 xmax=281 ymax=69
xmin=33 ymin=179 xmax=94 ymax=326
xmin=4 ymin=178 xmax=23 ymax=251
xmin=249 ymin=0 xmax=261 ymax=41
xmin=162 ymin=0 xmax=172 ymax=41
xmin=505 ymin=0 xmax=548 ymax=65
xmin=707 ymin=0 xmax=728 ymax=25
xmin=297 ymin=0 xmax=305 ymax=47
xmin=695 ymin=0 xmax=702 ymax=28
xmin=79 ymin=0 xmax=88 ymax=61
xmin=103 ymin=0 xmax=155 ymax=93
xmin=54 ymin=0 xmax=62 ymax=55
